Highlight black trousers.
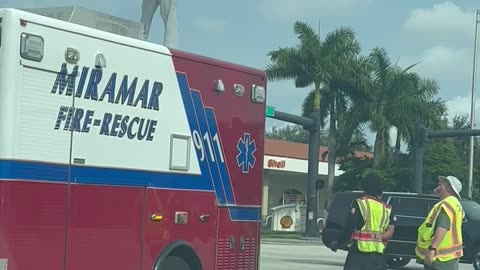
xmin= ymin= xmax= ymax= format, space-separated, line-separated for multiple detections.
xmin=343 ymin=246 xmax=387 ymax=270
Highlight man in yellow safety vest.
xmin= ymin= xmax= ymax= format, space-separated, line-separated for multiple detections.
xmin=416 ymin=175 xmax=464 ymax=270
xmin=329 ymin=174 xmax=395 ymax=270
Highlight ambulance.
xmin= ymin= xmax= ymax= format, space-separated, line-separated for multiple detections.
xmin=0 ymin=6 xmax=266 ymax=270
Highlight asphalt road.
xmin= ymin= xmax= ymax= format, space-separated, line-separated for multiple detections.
xmin=259 ymin=240 xmax=474 ymax=270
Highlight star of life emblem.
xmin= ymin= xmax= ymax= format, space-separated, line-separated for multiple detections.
xmin=236 ymin=133 xmax=257 ymax=173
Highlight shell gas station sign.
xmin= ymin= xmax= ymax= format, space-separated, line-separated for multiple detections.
xmin=263 ymin=155 xmax=305 ymax=172
xmin=263 ymin=154 xmax=343 ymax=175
xmin=267 ymin=159 xmax=286 ymax=169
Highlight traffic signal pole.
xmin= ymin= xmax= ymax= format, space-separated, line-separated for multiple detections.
xmin=265 ymin=106 xmax=320 ymax=237
xmin=414 ymin=125 xmax=480 ymax=196
xmin=413 ymin=124 xmax=425 ymax=194
xmin=306 ymin=112 xmax=321 ymax=237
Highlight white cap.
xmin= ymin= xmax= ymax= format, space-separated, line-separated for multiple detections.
xmin=439 ymin=176 xmax=462 ymax=198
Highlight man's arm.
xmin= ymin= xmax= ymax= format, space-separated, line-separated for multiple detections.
xmin=382 ymin=211 xmax=396 ymax=241
xmin=382 ymin=225 xmax=395 ymax=241
xmin=425 ymin=208 xmax=450 ymax=265
xmin=431 ymin=209 xmax=450 ymax=248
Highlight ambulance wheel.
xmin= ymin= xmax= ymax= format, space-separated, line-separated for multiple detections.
xmin=160 ymin=255 xmax=191 ymax=270
xmin=386 ymin=256 xmax=410 ymax=269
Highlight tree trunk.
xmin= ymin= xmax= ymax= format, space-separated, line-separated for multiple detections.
xmin=373 ymin=131 xmax=382 ymax=169
xmin=313 ymin=87 xmax=321 ymax=111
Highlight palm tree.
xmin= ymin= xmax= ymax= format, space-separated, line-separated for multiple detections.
xmin=300 ymin=54 xmax=372 ymax=193
xmin=266 ymin=22 xmax=364 ymax=209
xmin=366 ymin=47 xmax=447 ymax=168
xmin=266 ymin=21 xmax=361 ymax=116
xmin=366 ymin=48 xmax=396 ymax=168
xmin=390 ymin=77 xmax=447 ymax=154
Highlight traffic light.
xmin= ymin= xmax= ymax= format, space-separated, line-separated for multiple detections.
xmin=415 ymin=124 xmax=427 ymax=145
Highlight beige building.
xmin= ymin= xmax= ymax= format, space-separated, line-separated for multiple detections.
xmin=261 ymin=139 xmax=373 ymax=228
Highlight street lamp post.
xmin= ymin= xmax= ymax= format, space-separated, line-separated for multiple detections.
xmin=468 ymin=9 xmax=480 ymax=199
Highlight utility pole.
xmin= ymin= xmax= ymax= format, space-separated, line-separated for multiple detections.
xmin=265 ymin=106 xmax=320 ymax=237
xmin=413 ymin=124 xmax=426 ymax=193
xmin=468 ymin=9 xmax=480 ymax=199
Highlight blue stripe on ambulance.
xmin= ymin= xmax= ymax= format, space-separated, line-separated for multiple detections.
xmin=177 ymin=73 xmax=226 ymax=205
xmin=1 ymin=160 xmax=212 ymax=190
xmin=175 ymin=73 xmax=217 ymax=191
xmin=0 ymin=159 xmax=260 ymax=221
xmin=190 ymin=90 xmax=228 ymax=205
xmin=175 ymin=72 xmax=259 ymax=222
xmin=204 ymin=107 xmax=235 ymax=205
xmin=228 ymin=207 xmax=261 ymax=222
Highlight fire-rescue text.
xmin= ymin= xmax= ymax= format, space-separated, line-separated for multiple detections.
xmin=51 ymin=63 xmax=161 ymax=141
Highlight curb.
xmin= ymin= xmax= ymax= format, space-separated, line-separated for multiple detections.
xmin=260 ymin=237 xmax=324 ymax=245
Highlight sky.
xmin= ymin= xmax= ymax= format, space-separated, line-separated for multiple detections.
xmin=1 ymin=0 xmax=480 ymax=147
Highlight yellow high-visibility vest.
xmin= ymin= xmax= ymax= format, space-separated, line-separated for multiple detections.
xmin=352 ymin=196 xmax=392 ymax=253
xmin=415 ymin=195 xmax=464 ymax=262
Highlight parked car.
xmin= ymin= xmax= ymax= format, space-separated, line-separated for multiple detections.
xmin=321 ymin=191 xmax=480 ymax=269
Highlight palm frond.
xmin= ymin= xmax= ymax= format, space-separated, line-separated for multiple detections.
xmin=323 ymin=26 xmax=361 ymax=59
xmin=293 ymin=21 xmax=320 ymax=46
xmin=265 ymin=64 xmax=295 ymax=81
xmin=369 ymin=47 xmax=394 ymax=89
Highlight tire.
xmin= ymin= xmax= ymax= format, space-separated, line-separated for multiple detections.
xmin=473 ymin=244 xmax=480 ymax=270
xmin=159 ymin=256 xmax=191 ymax=270
xmin=386 ymin=256 xmax=411 ymax=269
